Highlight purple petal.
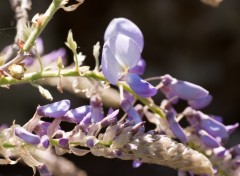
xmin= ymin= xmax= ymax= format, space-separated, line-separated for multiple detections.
xmin=35 ymin=38 xmax=44 ymax=55
xmin=37 ymin=164 xmax=52 ymax=176
xmin=90 ymin=95 xmax=104 ymax=123
xmin=101 ymin=109 xmax=119 ymax=127
xmin=230 ymin=144 xmax=240 ymax=156
xmin=160 ymin=85 xmax=179 ymax=103
xmin=79 ymin=112 xmax=92 ymax=131
xmin=104 ymin=17 xmax=144 ymax=51
xmin=126 ymin=73 xmax=157 ymax=98
xmin=62 ymin=105 xmax=91 ymax=123
xmin=37 ymin=100 xmax=70 ymax=118
xmin=15 ymin=127 xmax=40 ymax=145
xmin=131 ymin=121 xmax=145 ymax=134
xmin=166 ymin=111 xmax=188 ymax=143
xmin=106 ymin=34 xmax=141 ymax=70
xmin=40 ymin=135 xmax=50 ymax=149
xmin=198 ymin=130 xmax=220 ymax=148
xmin=188 ymin=94 xmax=212 ymax=109
xmin=170 ymin=80 xmax=209 ymax=100
xmin=120 ymin=98 xmax=142 ymax=124
xmin=101 ymin=43 xmax=123 ymax=85
xmin=197 ymin=112 xmax=228 ymax=139
xmin=132 ymin=159 xmax=142 ymax=168
xmin=58 ymin=138 xmax=69 ymax=149
xmin=129 ymin=58 xmax=146 ymax=75
xmin=226 ymin=123 xmax=239 ymax=134
xmin=23 ymin=57 xmax=34 ymax=66
xmin=41 ymin=48 xmax=67 ymax=66
xmin=86 ymin=139 xmax=94 ymax=148
xmin=213 ymin=146 xmax=230 ymax=158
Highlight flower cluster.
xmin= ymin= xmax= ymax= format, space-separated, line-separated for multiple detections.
xmin=0 ymin=5 xmax=239 ymax=176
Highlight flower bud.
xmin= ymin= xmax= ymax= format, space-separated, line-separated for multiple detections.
xmin=37 ymin=100 xmax=70 ymax=118
xmin=15 ymin=126 xmax=40 ymax=145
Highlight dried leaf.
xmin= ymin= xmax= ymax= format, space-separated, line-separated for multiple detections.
xmin=38 ymin=85 xmax=53 ymax=101
xmin=61 ymin=0 xmax=84 ymax=12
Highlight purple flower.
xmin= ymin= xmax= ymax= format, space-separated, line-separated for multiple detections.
xmin=79 ymin=112 xmax=92 ymax=131
xmin=58 ymin=138 xmax=69 ymax=149
xmin=40 ymin=135 xmax=50 ymax=148
xmin=100 ymin=109 xmax=119 ymax=127
xmin=132 ymin=159 xmax=142 ymax=168
xmin=129 ymin=58 xmax=146 ymax=75
xmin=120 ymin=98 xmax=142 ymax=124
xmin=197 ymin=111 xmax=228 ymax=140
xmin=15 ymin=126 xmax=40 ymax=145
xmin=90 ymin=95 xmax=104 ymax=123
xmin=198 ymin=129 xmax=220 ymax=148
xmin=125 ymin=74 xmax=157 ymax=98
xmin=166 ymin=111 xmax=188 ymax=143
xmin=37 ymin=163 xmax=52 ymax=176
xmin=62 ymin=105 xmax=91 ymax=123
xmin=104 ymin=17 xmax=144 ymax=51
xmin=37 ymin=100 xmax=70 ymax=118
xmin=102 ymin=21 xmax=157 ymax=98
xmin=160 ymin=74 xmax=212 ymax=109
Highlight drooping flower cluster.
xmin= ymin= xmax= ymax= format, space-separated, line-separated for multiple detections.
xmin=0 ymin=15 xmax=239 ymax=176
xmin=0 ymin=99 xmax=214 ymax=176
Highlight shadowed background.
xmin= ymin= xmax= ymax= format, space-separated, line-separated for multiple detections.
xmin=0 ymin=0 xmax=240 ymax=175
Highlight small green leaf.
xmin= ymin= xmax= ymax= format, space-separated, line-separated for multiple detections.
xmin=65 ymin=30 xmax=77 ymax=53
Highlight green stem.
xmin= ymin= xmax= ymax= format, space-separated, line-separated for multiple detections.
xmin=23 ymin=0 xmax=64 ymax=52
xmin=0 ymin=68 xmax=165 ymax=119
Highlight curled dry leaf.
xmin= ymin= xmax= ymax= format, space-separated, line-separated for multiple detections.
xmin=61 ymin=0 xmax=84 ymax=12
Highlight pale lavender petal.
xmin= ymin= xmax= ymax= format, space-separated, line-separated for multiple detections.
xmin=104 ymin=17 xmax=144 ymax=51
xmin=37 ymin=100 xmax=70 ymax=118
xmin=199 ymin=130 xmax=220 ymax=148
xmin=35 ymin=38 xmax=44 ymax=55
xmin=166 ymin=111 xmax=188 ymax=143
xmin=188 ymin=94 xmax=212 ymax=109
xmin=126 ymin=73 xmax=157 ymax=98
xmin=101 ymin=43 xmax=123 ymax=85
xmin=23 ymin=57 xmax=34 ymax=66
xmin=41 ymin=48 xmax=67 ymax=66
xmin=15 ymin=127 xmax=40 ymax=145
xmin=62 ymin=105 xmax=91 ymax=123
xmin=107 ymin=34 xmax=141 ymax=69
xmin=129 ymin=58 xmax=146 ymax=75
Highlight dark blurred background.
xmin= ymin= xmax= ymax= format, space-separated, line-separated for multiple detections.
xmin=0 ymin=0 xmax=240 ymax=175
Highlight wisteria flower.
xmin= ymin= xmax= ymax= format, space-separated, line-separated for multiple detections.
xmin=102 ymin=18 xmax=157 ymax=98
xmin=160 ymin=74 xmax=212 ymax=109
